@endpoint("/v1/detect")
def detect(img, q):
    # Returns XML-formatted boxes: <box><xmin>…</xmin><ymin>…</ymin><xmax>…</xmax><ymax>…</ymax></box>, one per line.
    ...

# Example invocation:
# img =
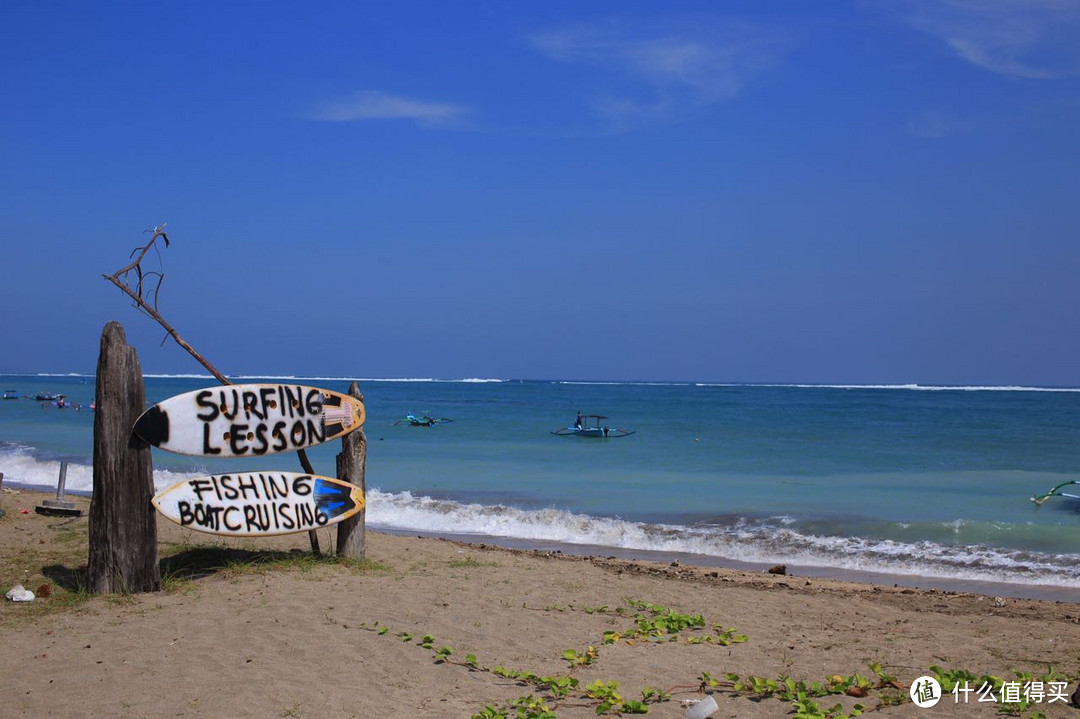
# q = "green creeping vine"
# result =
<box><xmin>596</xmin><ymin>599</ymin><xmax>747</xmax><ymax>647</ymax></box>
<box><xmin>927</xmin><ymin>664</ymin><xmax>1077</xmax><ymax>718</ymax></box>
<box><xmin>348</xmin><ymin>602</ymin><xmax>1076</xmax><ymax>718</ymax></box>
<box><xmin>353</xmin><ymin>599</ymin><xmax>745</xmax><ymax>716</ymax></box>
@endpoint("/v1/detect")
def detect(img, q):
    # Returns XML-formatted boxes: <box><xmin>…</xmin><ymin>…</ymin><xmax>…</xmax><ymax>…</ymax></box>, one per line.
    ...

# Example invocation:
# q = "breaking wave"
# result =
<box><xmin>365</xmin><ymin>490</ymin><xmax>1080</xmax><ymax>589</ymax></box>
<box><xmin>3</xmin><ymin>446</ymin><xmax>1076</xmax><ymax>591</ymax></box>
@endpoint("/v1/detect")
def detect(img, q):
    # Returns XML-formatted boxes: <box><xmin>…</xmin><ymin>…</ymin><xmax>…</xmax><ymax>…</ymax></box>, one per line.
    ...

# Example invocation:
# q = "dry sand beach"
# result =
<box><xmin>2</xmin><ymin>489</ymin><xmax>1079</xmax><ymax>718</ymax></box>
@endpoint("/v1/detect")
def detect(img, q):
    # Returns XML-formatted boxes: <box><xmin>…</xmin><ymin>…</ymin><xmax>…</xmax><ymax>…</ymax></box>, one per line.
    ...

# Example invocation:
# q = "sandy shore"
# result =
<box><xmin>2</xmin><ymin>489</ymin><xmax>1079</xmax><ymax>718</ymax></box>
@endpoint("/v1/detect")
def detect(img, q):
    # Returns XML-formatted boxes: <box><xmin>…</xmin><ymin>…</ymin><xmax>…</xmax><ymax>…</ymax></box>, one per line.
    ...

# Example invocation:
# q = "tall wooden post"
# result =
<box><xmin>88</xmin><ymin>322</ymin><xmax>160</xmax><ymax>593</ymax></box>
<box><xmin>336</xmin><ymin>381</ymin><xmax>367</xmax><ymax>559</ymax></box>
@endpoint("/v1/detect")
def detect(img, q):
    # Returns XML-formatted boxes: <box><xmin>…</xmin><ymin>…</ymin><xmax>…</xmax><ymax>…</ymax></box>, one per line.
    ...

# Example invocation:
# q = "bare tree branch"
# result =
<box><xmin>104</xmin><ymin>224</ymin><xmax>321</xmax><ymax>553</ymax></box>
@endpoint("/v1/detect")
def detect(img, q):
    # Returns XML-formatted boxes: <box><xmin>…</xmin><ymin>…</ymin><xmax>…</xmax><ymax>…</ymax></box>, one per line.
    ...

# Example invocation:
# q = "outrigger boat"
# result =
<box><xmin>552</xmin><ymin>414</ymin><xmax>635</xmax><ymax>438</ymax></box>
<box><xmin>394</xmin><ymin>413</ymin><xmax>453</xmax><ymax>427</ymax></box>
<box><xmin>1031</xmin><ymin>480</ymin><xmax>1080</xmax><ymax>506</ymax></box>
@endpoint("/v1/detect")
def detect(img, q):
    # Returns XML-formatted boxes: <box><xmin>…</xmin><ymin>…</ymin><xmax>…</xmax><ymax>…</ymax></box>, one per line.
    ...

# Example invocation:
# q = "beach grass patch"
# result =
<box><xmin>156</xmin><ymin>544</ymin><xmax>389</xmax><ymax>583</ymax></box>
<box><xmin>448</xmin><ymin>555</ymin><xmax>495</xmax><ymax>568</ymax></box>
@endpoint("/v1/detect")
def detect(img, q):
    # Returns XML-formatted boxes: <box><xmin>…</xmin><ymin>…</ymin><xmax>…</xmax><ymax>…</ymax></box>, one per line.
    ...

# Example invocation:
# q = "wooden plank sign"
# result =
<box><xmin>152</xmin><ymin>472</ymin><xmax>365</xmax><ymax>537</ymax></box>
<box><xmin>133</xmin><ymin>384</ymin><xmax>365</xmax><ymax>457</ymax></box>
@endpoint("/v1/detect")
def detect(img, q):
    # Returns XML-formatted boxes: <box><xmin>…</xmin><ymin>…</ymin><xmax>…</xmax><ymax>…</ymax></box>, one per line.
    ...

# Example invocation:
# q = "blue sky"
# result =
<box><xmin>2</xmin><ymin>1</ymin><xmax>1078</xmax><ymax>384</ymax></box>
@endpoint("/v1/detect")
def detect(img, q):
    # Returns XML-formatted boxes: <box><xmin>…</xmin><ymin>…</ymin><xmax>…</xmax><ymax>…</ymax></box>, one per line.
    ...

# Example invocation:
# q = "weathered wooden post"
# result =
<box><xmin>88</xmin><ymin>322</ymin><xmax>160</xmax><ymax>593</ymax></box>
<box><xmin>336</xmin><ymin>381</ymin><xmax>367</xmax><ymax>559</ymax></box>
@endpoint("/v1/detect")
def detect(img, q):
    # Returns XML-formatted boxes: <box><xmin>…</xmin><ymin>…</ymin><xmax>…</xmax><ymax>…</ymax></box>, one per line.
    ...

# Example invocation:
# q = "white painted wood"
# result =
<box><xmin>133</xmin><ymin>384</ymin><xmax>365</xmax><ymax>457</ymax></box>
<box><xmin>152</xmin><ymin>472</ymin><xmax>365</xmax><ymax>537</ymax></box>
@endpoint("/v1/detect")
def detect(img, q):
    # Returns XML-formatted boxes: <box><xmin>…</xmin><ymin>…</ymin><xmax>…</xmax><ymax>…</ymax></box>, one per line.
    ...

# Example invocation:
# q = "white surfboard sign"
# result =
<box><xmin>153</xmin><ymin>472</ymin><xmax>365</xmax><ymax>537</ymax></box>
<box><xmin>133</xmin><ymin>384</ymin><xmax>365</xmax><ymax>457</ymax></box>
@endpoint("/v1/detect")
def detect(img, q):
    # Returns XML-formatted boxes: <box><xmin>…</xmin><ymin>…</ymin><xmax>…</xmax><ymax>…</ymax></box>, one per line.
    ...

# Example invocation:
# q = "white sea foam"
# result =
<box><xmin>557</xmin><ymin>381</ymin><xmax>687</xmax><ymax>386</ymax></box>
<box><xmin>232</xmin><ymin>376</ymin><xmax>507</xmax><ymax>384</ymax></box>
<box><xmin>3</xmin><ymin>446</ymin><xmax>1076</xmax><ymax>589</ymax></box>
<box><xmin>695</xmin><ymin>383</ymin><xmax>1080</xmax><ymax>393</ymax></box>
<box><xmin>10</xmin><ymin>373</ymin><xmax>509</xmax><ymax>383</ymax></box>
<box><xmin>363</xmin><ymin>490</ymin><xmax>1080</xmax><ymax>589</ymax></box>
<box><xmin>0</xmin><ymin>446</ymin><xmax>195</xmax><ymax>495</ymax></box>
<box><xmin>10</xmin><ymin>373</ymin><xmax>1076</xmax><ymax>391</ymax></box>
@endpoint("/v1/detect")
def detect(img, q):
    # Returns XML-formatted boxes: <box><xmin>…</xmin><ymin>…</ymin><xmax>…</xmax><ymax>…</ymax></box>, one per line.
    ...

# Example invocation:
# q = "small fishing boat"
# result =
<box><xmin>35</xmin><ymin>392</ymin><xmax>60</xmax><ymax>402</ymax></box>
<box><xmin>394</xmin><ymin>413</ymin><xmax>453</xmax><ymax>427</ymax></box>
<box><xmin>552</xmin><ymin>414</ymin><xmax>635</xmax><ymax>438</ymax></box>
<box><xmin>2</xmin><ymin>390</ymin><xmax>18</xmax><ymax>400</ymax></box>
<box><xmin>1031</xmin><ymin>480</ymin><xmax>1080</xmax><ymax>506</ymax></box>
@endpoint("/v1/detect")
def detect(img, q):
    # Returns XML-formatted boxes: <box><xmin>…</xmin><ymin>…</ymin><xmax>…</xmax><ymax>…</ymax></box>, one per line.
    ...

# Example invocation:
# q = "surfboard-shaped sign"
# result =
<box><xmin>133</xmin><ymin>384</ymin><xmax>365</xmax><ymax>457</ymax></box>
<box><xmin>152</xmin><ymin>472</ymin><xmax>365</xmax><ymax>537</ymax></box>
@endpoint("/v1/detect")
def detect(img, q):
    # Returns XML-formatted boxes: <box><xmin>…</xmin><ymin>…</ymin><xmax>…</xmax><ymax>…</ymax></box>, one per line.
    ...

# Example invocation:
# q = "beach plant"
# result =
<box><xmin>583</xmin><ymin>680</ymin><xmax>623</xmax><ymax>714</ymax></box>
<box><xmin>789</xmin><ymin>695</ymin><xmax>864</xmax><ymax>719</ymax></box>
<box><xmin>561</xmin><ymin>646</ymin><xmax>598</xmax><ymax>669</ymax></box>
<box><xmin>594</xmin><ymin>599</ymin><xmax>746</xmax><ymax>649</ymax></box>
<box><xmin>639</xmin><ymin>687</ymin><xmax>670</xmax><ymax>703</ymax></box>
<box><xmin>348</xmin><ymin>604</ymin><xmax>1080</xmax><ymax>719</ymax></box>
<box><xmin>449</xmin><ymin>556</ymin><xmax>493</xmax><ymax>568</ymax></box>
<box><xmin>474</xmin><ymin>695</ymin><xmax>557</xmax><ymax>719</ymax></box>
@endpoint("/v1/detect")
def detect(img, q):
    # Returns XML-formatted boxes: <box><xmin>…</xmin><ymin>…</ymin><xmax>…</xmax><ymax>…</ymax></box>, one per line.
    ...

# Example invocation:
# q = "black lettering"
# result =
<box><xmin>292</xmin><ymin>475</ymin><xmax>312</xmax><ymax>496</ymax></box>
<box><xmin>306</xmin><ymin>418</ymin><xmax>324</xmax><ymax>445</ymax></box>
<box><xmin>243</xmin><ymin>505</ymin><xmax>262</xmax><ymax>532</ymax></box>
<box><xmin>178</xmin><ymin>501</ymin><xmax>225</xmax><ymax>531</ymax></box>
<box><xmin>259</xmin><ymin>387</ymin><xmax>276</xmax><ymax>418</ymax></box>
<box><xmin>255</xmin><ymin>504</ymin><xmax>270</xmax><ymax>529</ymax></box>
<box><xmin>223</xmin><ymin>506</ymin><xmax>242</xmax><ymax>531</ymax></box>
<box><xmin>289</xmin><ymin>420</ymin><xmax>306</xmax><ymax>447</ymax></box>
<box><xmin>202</xmin><ymin>423</ymin><xmax>222</xmax><ymax>455</ymax></box>
<box><xmin>206</xmin><ymin>505</ymin><xmax>224</xmax><ymax>531</ymax></box>
<box><xmin>265</xmin><ymin>474</ymin><xmax>288</xmax><ymax>499</ymax></box>
<box><xmin>221</xmin><ymin>389</ymin><xmax>240</xmax><ymax>420</ymax></box>
<box><xmin>195</xmin><ymin>390</ymin><xmax>220</xmax><ymax>422</ymax></box>
<box><xmin>220</xmin><ymin>475</ymin><xmax>239</xmax><ymax>500</ymax></box>
<box><xmin>271</xmin><ymin>421</ymin><xmax>287</xmax><ymax>452</ymax></box>
<box><xmin>252</xmin><ymin>422</ymin><xmax>269</xmax><ymax>454</ymax></box>
<box><xmin>179</xmin><ymin>500</ymin><xmax>195</xmax><ymax>526</ymax></box>
<box><xmin>284</xmin><ymin>386</ymin><xmax>302</xmax><ymax>417</ymax></box>
<box><xmin>236</xmin><ymin>474</ymin><xmax>260</xmax><ymax>500</ymax></box>
<box><xmin>304</xmin><ymin>389</ymin><xmax>322</xmax><ymax>416</ymax></box>
<box><xmin>241</xmin><ymin>390</ymin><xmax>261</xmax><ymax>420</ymax></box>
<box><xmin>278</xmin><ymin>502</ymin><xmax>295</xmax><ymax>530</ymax></box>
<box><xmin>297</xmin><ymin>503</ymin><xmax>314</xmax><ymax>527</ymax></box>
<box><xmin>229</xmin><ymin>423</ymin><xmax>250</xmax><ymax>455</ymax></box>
<box><xmin>189</xmin><ymin>478</ymin><xmax>216</xmax><ymax>501</ymax></box>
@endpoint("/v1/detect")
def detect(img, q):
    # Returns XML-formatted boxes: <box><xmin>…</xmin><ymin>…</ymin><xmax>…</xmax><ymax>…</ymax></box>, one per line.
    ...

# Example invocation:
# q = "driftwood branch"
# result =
<box><xmin>104</xmin><ymin>224</ymin><xmax>321</xmax><ymax>554</ymax></box>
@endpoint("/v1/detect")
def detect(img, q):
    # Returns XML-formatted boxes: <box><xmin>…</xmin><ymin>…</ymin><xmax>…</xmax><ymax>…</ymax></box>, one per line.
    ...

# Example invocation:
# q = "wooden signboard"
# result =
<box><xmin>133</xmin><ymin>384</ymin><xmax>365</xmax><ymax>457</ymax></box>
<box><xmin>152</xmin><ymin>472</ymin><xmax>365</xmax><ymax>537</ymax></box>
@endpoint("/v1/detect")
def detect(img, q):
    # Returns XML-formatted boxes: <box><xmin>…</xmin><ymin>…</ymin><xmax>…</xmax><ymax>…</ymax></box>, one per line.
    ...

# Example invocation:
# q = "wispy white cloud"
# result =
<box><xmin>308</xmin><ymin>90</ymin><xmax>469</xmax><ymax>128</ymax></box>
<box><xmin>530</xmin><ymin>18</ymin><xmax>786</xmax><ymax>130</ymax></box>
<box><xmin>889</xmin><ymin>0</ymin><xmax>1080</xmax><ymax>78</ymax></box>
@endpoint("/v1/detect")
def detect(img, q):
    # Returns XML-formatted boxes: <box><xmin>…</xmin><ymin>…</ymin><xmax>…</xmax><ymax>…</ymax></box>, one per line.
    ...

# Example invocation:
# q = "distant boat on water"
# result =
<box><xmin>552</xmin><ymin>413</ymin><xmax>635</xmax><ymax>438</ymax></box>
<box><xmin>394</xmin><ymin>413</ymin><xmax>453</xmax><ymax>427</ymax></box>
<box><xmin>2</xmin><ymin>390</ymin><xmax>18</xmax><ymax>400</ymax></box>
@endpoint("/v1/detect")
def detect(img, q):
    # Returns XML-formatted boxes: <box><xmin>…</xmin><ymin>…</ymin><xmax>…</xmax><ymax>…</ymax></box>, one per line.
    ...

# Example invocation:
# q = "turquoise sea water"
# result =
<box><xmin>2</xmin><ymin>374</ymin><xmax>1079</xmax><ymax>598</ymax></box>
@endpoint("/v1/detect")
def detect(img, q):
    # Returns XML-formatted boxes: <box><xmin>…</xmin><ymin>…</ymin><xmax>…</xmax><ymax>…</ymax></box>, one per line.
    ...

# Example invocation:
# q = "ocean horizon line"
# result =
<box><xmin>3</xmin><ymin>372</ymin><xmax>1079</xmax><ymax>392</ymax></box>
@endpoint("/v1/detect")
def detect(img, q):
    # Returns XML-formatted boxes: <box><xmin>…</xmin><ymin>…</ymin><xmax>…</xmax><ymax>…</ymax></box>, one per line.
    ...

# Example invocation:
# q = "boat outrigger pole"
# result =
<box><xmin>1031</xmin><ymin>480</ymin><xmax>1080</xmax><ymax>506</ymax></box>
